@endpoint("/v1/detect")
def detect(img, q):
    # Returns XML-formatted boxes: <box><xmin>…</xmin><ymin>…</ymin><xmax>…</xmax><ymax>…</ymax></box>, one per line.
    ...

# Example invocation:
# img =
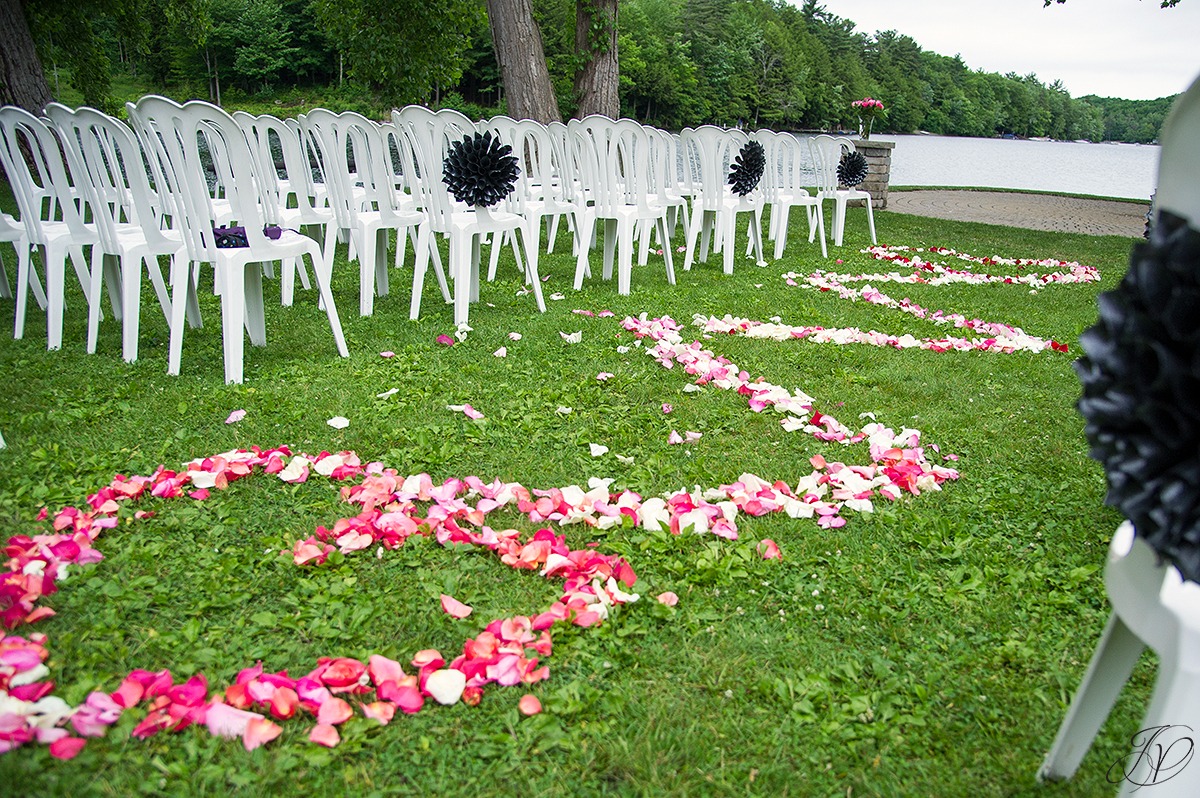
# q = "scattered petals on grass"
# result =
<box><xmin>615</xmin><ymin>454</ymin><xmax>635</xmax><ymax>465</ymax></box>
<box><xmin>559</xmin><ymin>331</ymin><xmax>582</xmax><ymax>344</ymax></box>
<box><xmin>225</xmin><ymin>409</ymin><xmax>246</xmax><ymax>425</ymax></box>
<box><xmin>326</xmin><ymin>416</ymin><xmax>350</xmax><ymax>430</ymax></box>
<box><xmin>555</xmin><ymin>406</ymin><xmax>573</xmax><ymax>415</ymax></box>
<box><xmin>508</xmin><ymin>332</ymin><xmax>522</xmax><ymax>341</ymax></box>
<box><xmin>440</xmin><ymin>594</ymin><xmax>473</xmax><ymax>619</ymax></box>
<box><xmin>596</xmin><ymin>372</ymin><xmax>614</xmax><ymax>381</ymax></box>
<box><xmin>661</xmin><ymin>403</ymin><xmax>673</xmax><ymax>414</ymax></box>
<box><xmin>376</xmin><ymin>388</ymin><xmax>399</xmax><ymax>399</ymax></box>
<box><xmin>549</xmin><ymin>292</ymin><xmax>565</xmax><ymax>301</ymax></box>
<box><xmin>589</xmin><ymin>444</ymin><xmax>609</xmax><ymax>457</ymax></box>
<box><xmin>379</xmin><ymin>351</ymin><xmax>395</xmax><ymax>358</ymax></box>
<box><xmin>656</xmin><ymin>591</ymin><xmax>679</xmax><ymax>607</ymax></box>
<box><xmin>447</xmin><ymin>404</ymin><xmax>485</xmax><ymax>420</ymax></box>
<box><xmin>436</xmin><ymin>334</ymin><xmax>455</xmax><ymax>347</ymax></box>
<box><xmin>668</xmin><ymin>430</ymin><xmax>683</xmax><ymax>445</ymax></box>
<box><xmin>455</xmin><ymin>323</ymin><xmax>472</xmax><ymax>342</ymax></box>
<box><xmin>518</xmin><ymin>695</ymin><xmax>542</xmax><ymax>716</ymax></box>
<box><xmin>684</xmin><ymin>431</ymin><xmax>703</xmax><ymax>444</ymax></box>
<box><xmin>493</xmin><ymin>347</ymin><xmax>507</xmax><ymax>358</ymax></box>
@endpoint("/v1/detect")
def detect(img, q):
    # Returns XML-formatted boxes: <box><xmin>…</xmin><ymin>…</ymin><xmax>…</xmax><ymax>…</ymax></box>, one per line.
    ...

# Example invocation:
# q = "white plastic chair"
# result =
<box><xmin>679</xmin><ymin>125</ymin><xmax>764</xmax><ymax>275</ymax></box>
<box><xmin>810</xmin><ymin>134</ymin><xmax>876</xmax><ymax>248</ymax></box>
<box><xmin>128</xmin><ymin>96</ymin><xmax>348</xmax><ymax>384</ymax></box>
<box><xmin>569</xmin><ymin>116</ymin><xmax>675</xmax><ymax>295</ymax></box>
<box><xmin>1039</xmin><ymin>522</ymin><xmax>1200</xmax><ymax>795</ymax></box>
<box><xmin>44</xmin><ymin>104</ymin><xmax>181</xmax><ymax>362</ymax></box>
<box><xmin>637</xmin><ymin>125</ymin><xmax>690</xmax><ymax>266</ymax></box>
<box><xmin>756</xmin><ymin>129</ymin><xmax>826</xmax><ymax>259</ymax></box>
<box><xmin>0</xmin><ymin>106</ymin><xmax>102</xmax><ymax>351</ymax></box>
<box><xmin>483</xmin><ymin>118</ymin><xmax>586</xmax><ymax>285</ymax></box>
<box><xmin>1041</xmin><ymin>75</ymin><xmax>1200</xmax><ymax>796</ymax></box>
<box><xmin>394</xmin><ymin>106</ymin><xmax>542</xmax><ymax>325</ymax></box>
<box><xmin>300</xmin><ymin>109</ymin><xmax>432</xmax><ymax>317</ymax></box>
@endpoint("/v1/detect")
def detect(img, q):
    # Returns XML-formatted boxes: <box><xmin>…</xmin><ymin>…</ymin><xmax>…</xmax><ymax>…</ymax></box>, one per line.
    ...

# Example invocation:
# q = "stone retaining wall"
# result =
<box><xmin>854</xmin><ymin>140</ymin><xmax>894</xmax><ymax>210</ymax></box>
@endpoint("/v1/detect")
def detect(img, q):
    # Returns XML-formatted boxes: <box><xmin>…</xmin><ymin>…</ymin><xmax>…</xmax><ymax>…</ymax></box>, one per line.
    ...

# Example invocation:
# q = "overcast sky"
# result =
<box><xmin>812</xmin><ymin>0</ymin><xmax>1199</xmax><ymax>101</ymax></box>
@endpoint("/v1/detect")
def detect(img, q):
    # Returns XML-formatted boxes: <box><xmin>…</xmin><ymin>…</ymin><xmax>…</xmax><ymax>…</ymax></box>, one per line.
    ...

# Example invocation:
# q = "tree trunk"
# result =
<box><xmin>573</xmin><ymin>0</ymin><xmax>618</xmax><ymax>119</ymax></box>
<box><xmin>0</xmin><ymin>0</ymin><xmax>52</xmax><ymax>113</ymax></box>
<box><xmin>486</xmin><ymin>0</ymin><xmax>560</xmax><ymax>123</ymax></box>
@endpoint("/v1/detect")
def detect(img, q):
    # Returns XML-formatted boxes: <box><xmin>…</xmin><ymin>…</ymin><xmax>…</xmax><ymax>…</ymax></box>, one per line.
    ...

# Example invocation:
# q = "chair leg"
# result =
<box><xmin>573</xmin><ymin>214</ymin><xmax>594</xmax><ymax>290</ymax></box>
<box><xmin>166</xmin><ymin>256</ymin><xmax>191</xmax><ymax>377</ymax></box>
<box><xmin>46</xmin><ymin>244</ymin><xmax>67</xmax><ymax>351</ymax></box>
<box><xmin>310</xmin><ymin>248</ymin><xmax>349</xmax><ymax>359</ymax></box>
<box><xmin>85</xmin><ymin>247</ymin><xmax>106</xmax><ymax>355</ymax></box>
<box><xmin>121</xmin><ymin>255</ymin><xmax>144</xmax><ymax>363</ymax></box>
<box><xmin>14</xmin><ymin>244</ymin><xmax>33</xmax><ymax>339</ymax></box>
<box><xmin>601</xmin><ymin>219</ymin><xmax>617</xmax><ymax>283</ymax></box>
<box><xmin>1039</xmin><ymin>613</ymin><xmax>1146</xmax><ymax>782</ymax></box>
<box><xmin>774</xmin><ymin>205</ymin><xmax>791</xmax><ymax>261</ymax></box>
<box><xmin>243</xmin><ymin>263</ymin><xmax>267</xmax><ymax>348</ymax></box>
<box><xmin>683</xmin><ymin>208</ymin><xmax>704</xmax><ymax>272</ymax></box>
<box><xmin>520</xmin><ymin>223</ymin><xmax>546</xmax><ymax>313</ymax></box>
<box><xmin>722</xmin><ymin>212</ymin><xmax>736</xmax><ymax>275</ymax></box>
<box><xmin>617</xmin><ymin>219</ymin><xmax>635</xmax><ymax>296</ymax></box>
<box><xmin>658</xmin><ymin>217</ymin><xmax>676</xmax><ymax>286</ymax></box>
<box><xmin>220</xmin><ymin>266</ymin><xmax>247</xmax><ymax>384</ymax></box>
<box><xmin>452</xmin><ymin>230</ymin><xmax>472</xmax><ymax>327</ymax></box>
<box><xmin>865</xmin><ymin>198</ymin><xmax>877</xmax><ymax>245</ymax></box>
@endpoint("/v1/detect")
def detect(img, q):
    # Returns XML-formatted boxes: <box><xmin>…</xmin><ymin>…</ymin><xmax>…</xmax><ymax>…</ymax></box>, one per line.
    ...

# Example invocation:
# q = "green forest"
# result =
<box><xmin>27</xmin><ymin>0</ymin><xmax>1174</xmax><ymax>142</ymax></box>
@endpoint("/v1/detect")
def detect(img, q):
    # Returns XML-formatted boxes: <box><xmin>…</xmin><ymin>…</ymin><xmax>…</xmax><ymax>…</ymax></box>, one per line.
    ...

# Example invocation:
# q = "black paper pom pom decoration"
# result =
<box><xmin>728</xmin><ymin>140</ymin><xmax>765</xmax><ymax>196</ymax></box>
<box><xmin>838</xmin><ymin>151</ymin><xmax>869</xmax><ymax>187</ymax></box>
<box><xmin>1075</xmin><ymin>209</ymin><xmax>1200</xmax><ymax>583</ymax></box>
<box><xmin>442</xmin><ymin>131</ymin><xmax>520</xmax><ymax>208</ymax></box>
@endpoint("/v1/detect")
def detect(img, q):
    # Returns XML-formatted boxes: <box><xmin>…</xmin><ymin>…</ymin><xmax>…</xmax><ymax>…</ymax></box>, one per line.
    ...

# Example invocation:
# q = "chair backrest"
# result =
<box><xmin>810</xmin><ymin>134</ymin><xmax>854</xmax><ymax>194</ymax></box>
<box><xmin>127</xmin><ymin>95</ymin><xmax>276</xmax><ymax>263</ymax></box>
<box><xmin>0</xmin><ymin>106</ymin><xmax>93</xmax><ymax>246</ymax></box>
<box><xmin>302</xmin><ymin>109</ymin><xmax>411</xmax><ymax>229</ymax></box>
<box><xmin>568</xmin><ymin>115</ymin><xmax>657</xmax><ymax>217</ymax></box>
<box><xmin>680</xmin><ymin>125</ymin><xmax>755</xmax><ymax>211</ymax></box>
<box><xmin>44</xmin><ymin>103</ymin><xmax>176</xmax><ymax>255</ymax></box>
<box><xmin>756</xmin><ymin>129</ymin><xmax>815</xmax><ymax>202</ymax></box>
<box><xmin>393</xmin><ymin>105</ymin><xmax>475</xmax><ymax>233</ymax></box>
<box><xmin>546</xmin><ymin>120</ymin><xmax>583</xmax><ymax>205</ymax></box>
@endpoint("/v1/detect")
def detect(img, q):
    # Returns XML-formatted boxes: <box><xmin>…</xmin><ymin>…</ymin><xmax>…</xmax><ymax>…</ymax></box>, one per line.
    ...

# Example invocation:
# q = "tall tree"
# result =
<box><xmin>574</xmin><ymin>0</ymin><xmax>619</xmax><ymax>118</ymax></box>
<box><xmin>0</xmin><ymin>0</ymin><xmax>51</xmax><ymax>112</ymax></box>
<box><xmin>486</xmin><ymin>0</ymin><xmax>560</xmax><ymax>121</ymax></box>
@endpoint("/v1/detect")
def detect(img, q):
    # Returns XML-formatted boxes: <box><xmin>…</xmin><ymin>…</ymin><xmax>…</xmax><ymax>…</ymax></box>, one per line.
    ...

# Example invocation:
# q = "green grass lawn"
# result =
<box><xmin>0</xmin><ymin>198</ymin><xmax>1151</xmax><ymax>797</ymax></box>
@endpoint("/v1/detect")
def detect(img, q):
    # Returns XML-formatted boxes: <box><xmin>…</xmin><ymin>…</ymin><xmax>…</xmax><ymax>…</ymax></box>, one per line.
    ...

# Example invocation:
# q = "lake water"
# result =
<box><xmin>882</xmin><ymin>134</ymin><xmax>1159</xmax><ymax>200</ymax></box>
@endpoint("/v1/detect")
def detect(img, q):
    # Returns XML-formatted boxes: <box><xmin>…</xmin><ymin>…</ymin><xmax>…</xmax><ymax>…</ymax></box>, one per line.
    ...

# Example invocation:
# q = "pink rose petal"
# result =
<box><xmin>379</xmin><ymin>351</ymin><xmax>395</xmax><ymax>358</ymax></box>
<box><xmin>656</xmin><ymin>591</ymin><xmax>679</xmax><ymax>607</ymax></box>
<box><xmin>225</xmin><ymin>409</ymin><xmax>246</xmax><ymax>424</ymax></box>
<box><xmin>309</xmin><ymin>723</ymin><xmax>340</xmax><ymax>747</ymax></box>
<box><xmin>440</xmin><ymin>594</ymin><xmax>473</xmax><ymax>619</ymax></box>
<box><xmin>48</xmin><ymin>736</ymin><xmax>86</xmax><ymax>760</ymax></box>
<box><xmin>518</xmin><ymin>694</ymin><xmax>542</xmax><ymax>716</ymax></box>
<box><xmin>243</xmin><ymin>717</ymin><xmax>283</xmax><ymax>751</ymax></box>
<box><xmin>436</xmin><ymin>334</ymin><xmax>455</xmax><ymax>347</ymax></box>
<box><xmin>758</xmin><ymin>539</ymin><xmax>782</xmax><ymax>560</ymax></box>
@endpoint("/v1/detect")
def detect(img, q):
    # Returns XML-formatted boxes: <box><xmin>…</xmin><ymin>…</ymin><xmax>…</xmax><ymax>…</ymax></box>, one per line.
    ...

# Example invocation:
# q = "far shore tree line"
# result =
<box><xmin>1</xmin><ymin>0</ymin><xmax>1178</xmax><ymax>143</ymax></box>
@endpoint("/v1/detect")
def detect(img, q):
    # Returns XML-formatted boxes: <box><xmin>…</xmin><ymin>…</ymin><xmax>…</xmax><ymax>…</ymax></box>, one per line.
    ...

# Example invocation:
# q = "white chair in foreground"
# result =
<box><xmin>810</xmin><ymin>134</ymin><xmax>876</xmax><ymax>248</ymax></box>
<box><xmin>128</xmin><ymin>96</ymin><xmax>348</xmax><ymax>384</ymax></box>
<box><xmin>1041</xmin><ymin>74</ymin><xmax>1200</xmax><ymax>797</ymax></box>
<box><xmin>1039</xmin><ymin>522</ymin><xmax>1200</xmax><ymax>795</ymax></box>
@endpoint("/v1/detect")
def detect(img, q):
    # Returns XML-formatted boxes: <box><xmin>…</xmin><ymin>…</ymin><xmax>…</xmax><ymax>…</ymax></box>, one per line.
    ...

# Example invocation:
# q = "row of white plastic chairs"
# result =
<box><xmin>0</xmin><ymin>99</ymin><xmax>875</xmax><ymax>382</ymax></box>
